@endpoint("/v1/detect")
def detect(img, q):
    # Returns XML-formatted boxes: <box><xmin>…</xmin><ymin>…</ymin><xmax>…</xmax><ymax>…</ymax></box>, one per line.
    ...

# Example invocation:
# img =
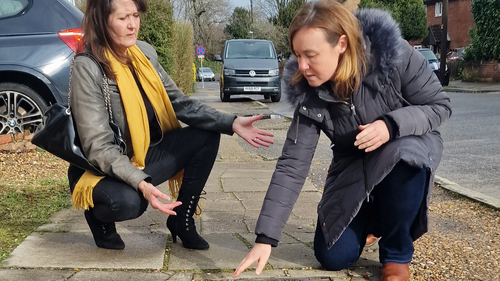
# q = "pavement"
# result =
<box><xmin>0</xmin><ymin>79</ymin><xmax>498</xmax><ymax>281</ymax></box>
<box><xmin>443</xmin><ymin>79</ymin><xmax>500</xmax><ymax>93</ymax></box>
<box><xmin>0</xmin><ymin>142</ymin><xmax>381</xmax><ymax>281</ymax></box>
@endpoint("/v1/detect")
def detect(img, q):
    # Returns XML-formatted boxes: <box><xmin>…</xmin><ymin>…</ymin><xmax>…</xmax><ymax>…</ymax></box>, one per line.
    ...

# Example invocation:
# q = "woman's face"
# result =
<box><xmin>292</xmin><ymin>27</ymin><xmax>347</xmax><ymax>87</ymax></box>
<box><xmin>108</xmin><ymin>0</ymin><xmax>140</xmax><ymax>54</ymax></box>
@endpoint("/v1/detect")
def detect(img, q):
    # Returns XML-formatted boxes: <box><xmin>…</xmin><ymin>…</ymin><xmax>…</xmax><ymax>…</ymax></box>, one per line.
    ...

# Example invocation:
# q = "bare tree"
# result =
<box><xmin>171</xmin><ymin>0</ymin><xmax>232</xmax><ymax>59</ymax></box>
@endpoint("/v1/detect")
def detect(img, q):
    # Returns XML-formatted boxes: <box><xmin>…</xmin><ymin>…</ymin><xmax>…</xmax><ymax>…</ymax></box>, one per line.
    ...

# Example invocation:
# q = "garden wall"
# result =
<box><xmin>462</xmin><ymin>60</ymin><xmax>500</xmax><ymax>82</ymax></box>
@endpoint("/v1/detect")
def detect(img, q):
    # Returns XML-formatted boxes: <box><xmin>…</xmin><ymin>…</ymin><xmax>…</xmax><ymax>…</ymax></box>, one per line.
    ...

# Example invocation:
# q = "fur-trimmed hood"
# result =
<box><xmin>283</xmin><ymin>8</ymin><xmax>406</xmax><ymax>106</ymax></box>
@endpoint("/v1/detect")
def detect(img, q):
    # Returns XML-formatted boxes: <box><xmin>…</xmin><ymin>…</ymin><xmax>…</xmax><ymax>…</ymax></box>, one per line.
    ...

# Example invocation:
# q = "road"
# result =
<box><xmin>435</xmin><ymin>91</ymin><xmax>500</xmax><ymax>200</ymax></box>
<box><xmin>192</xmin><ymin>81</ymin><xmax>500</xmax><ymax>200</ymax></box>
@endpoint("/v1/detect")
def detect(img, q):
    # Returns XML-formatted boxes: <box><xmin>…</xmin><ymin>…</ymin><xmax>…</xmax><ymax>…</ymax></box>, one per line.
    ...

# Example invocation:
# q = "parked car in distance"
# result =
<box><xmin>417</xmin><ymin>48</ymin><xmax>449</xmax><ymax>86</ymax></box>
<box><xmin>0</xmin><ymin>0</ymin><xmax>83</xmax><ymax>135</ymax></box>
<box><xmin>447</xmin><ymin>47</ymin><xmax>465</xmax><ymax>61</ymax></box>
<box><xmin>215</xmin><ymin>39</ymin><xmax>281</xmax><ymax>102</ymax></box>
<box><xmin>197</xmin><ymin>67</ymin><xmax>215</xmax><ymax>81</ymax></box>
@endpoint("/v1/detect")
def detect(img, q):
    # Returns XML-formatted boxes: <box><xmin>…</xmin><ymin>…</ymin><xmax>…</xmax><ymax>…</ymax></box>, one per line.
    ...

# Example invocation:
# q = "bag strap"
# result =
<box><xmin>69</xmin><ymin>53</ymin><xmax>114</xmax><ymax>122</ymax></box>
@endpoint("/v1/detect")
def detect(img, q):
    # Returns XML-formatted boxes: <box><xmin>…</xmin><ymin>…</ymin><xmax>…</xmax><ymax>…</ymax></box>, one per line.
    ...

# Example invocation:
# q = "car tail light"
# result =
<box><xmin>58</xmin><ymin>28</ymin><xmax>84</xmax><ymax>53</ymax></box>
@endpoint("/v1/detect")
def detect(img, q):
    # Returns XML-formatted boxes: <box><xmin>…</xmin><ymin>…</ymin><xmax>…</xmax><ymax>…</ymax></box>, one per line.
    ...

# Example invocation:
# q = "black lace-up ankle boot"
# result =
<box><xmin>166</xmin><ymin>191</ymin><xmax>209</xmax><ymax>250</ymax></box>
<box><xmin>84</xmin><ymin>210</ymin><xmax>125</xmax><ymax>250</ymax></box>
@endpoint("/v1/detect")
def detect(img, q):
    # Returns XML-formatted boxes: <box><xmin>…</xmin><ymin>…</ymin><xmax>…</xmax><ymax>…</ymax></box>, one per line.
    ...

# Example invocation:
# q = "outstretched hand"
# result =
<box><xmin>233</xmin><ymin>243</ymin><xmax>272</xmax><ymax>278</ymax></box>
<box><xmin>233</xmin><ymin>114</ymin><xmax>274</xmax><ymax>148</ymax></box>
<box><xmin>139</xmin><ymin>182</ymin><xmax>182</xmax><ymax>215</ymax></box>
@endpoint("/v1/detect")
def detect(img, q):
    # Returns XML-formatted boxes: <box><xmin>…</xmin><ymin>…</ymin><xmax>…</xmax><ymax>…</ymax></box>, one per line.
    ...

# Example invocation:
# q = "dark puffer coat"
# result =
<box><xmin>254</xmin><ymin>9</ymin><xmax>452</xmax><ymax>249</ymax></box>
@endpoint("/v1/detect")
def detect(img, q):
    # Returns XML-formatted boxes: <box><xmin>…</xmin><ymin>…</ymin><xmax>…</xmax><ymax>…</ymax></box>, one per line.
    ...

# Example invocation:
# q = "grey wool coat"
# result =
<box><xmin>254</xmin><ymin>9</ymin><xmax>452</xmax><ymax>249</ymax></box>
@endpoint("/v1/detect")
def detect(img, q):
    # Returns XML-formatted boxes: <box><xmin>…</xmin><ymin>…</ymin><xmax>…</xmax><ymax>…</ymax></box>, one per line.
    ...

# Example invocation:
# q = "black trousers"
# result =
<box><xmin>68</xmin><ymin>127</ymin><xmax>220</xmax><ymax>223</ymax></box>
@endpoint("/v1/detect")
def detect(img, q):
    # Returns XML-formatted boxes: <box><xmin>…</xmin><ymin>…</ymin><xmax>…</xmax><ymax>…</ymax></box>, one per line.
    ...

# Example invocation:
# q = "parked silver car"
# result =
<box><xmin>0</xmin><ymin>0</ymin><xmax>83</xmax><ymax>135</ymax></box>
<box><xmin>197</xmin><ymin>67</ymin><xmax>215</xmax><ymax>81</ymax></box>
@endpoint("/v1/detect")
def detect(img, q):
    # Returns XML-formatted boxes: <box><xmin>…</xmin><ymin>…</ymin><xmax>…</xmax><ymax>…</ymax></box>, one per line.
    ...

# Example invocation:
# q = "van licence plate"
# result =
<box><xmin>244</xmin><ymin>87</ymin><xmax>261</xmax><ymax>91</ymax></box>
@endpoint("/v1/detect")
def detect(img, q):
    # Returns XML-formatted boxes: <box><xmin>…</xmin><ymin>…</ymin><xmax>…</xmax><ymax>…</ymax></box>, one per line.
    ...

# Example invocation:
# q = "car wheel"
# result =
<box><xmin>0</xmin><ymin>82</ymin><xmax>47</xmax><ymax>135</ymax></box>
<box><xmin>271</xmin><ymin>90</ymin><xmax>281</xmax><ymax>102</ymax></box>
<box><xmin>220</xmin><ymin>88</ymin><xmax>230</xmax><ymax>102</ymax></box>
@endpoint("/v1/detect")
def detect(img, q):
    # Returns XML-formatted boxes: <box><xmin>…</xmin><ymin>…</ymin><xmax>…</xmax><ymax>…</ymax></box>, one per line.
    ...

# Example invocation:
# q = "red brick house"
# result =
<box><xmin>420</xmin><ymin>0</ymin><xmax>475</xmax><ymax>53</ymax></box>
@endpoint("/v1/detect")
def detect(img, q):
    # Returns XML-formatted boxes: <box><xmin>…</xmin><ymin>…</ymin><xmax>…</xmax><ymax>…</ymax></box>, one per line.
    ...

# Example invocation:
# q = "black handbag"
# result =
<box><xmin>32</xmin><ymin>53</ymin><xmax>126</xmax><ymax>175</ymax></box>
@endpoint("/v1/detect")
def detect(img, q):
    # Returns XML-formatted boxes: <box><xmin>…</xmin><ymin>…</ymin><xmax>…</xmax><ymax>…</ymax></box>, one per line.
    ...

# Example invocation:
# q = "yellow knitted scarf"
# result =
<box><xmin>72</xmin><ymin>45</ymin><xmax>183</xmax><ymax>210</ymax></box>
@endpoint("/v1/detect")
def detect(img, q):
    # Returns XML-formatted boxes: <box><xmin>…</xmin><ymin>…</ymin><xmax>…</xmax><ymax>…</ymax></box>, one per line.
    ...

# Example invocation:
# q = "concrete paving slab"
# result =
<box><xmin>302</xmin><ymin>179</ymin><xmax>320</xmax><ymax>191</ymax></box>
<box><xmin>242</xmin><ymin>214</ymin><xmax>258</xmax><ymax>234</ymax></box>
<box><xmin>0</xmin><ymin>269</ymin><xmax>74</xmax><ymax>281</ymax></box>
<box><xmin>268</xmin><ymin>243</ymin><xmax>321</xmax><ymax>269</ymax></box>
<box><xmin>285</xmin><ymin>231</ymin><xmax>314</xmax><ymax>245</ymax></box>
<box><xmin>194</xmin><ymin>270</ymin><xmax>289</xmax><ymax>280</ymax></box>
<box><xmin>222</xmin><ymin>177</ymin><xmax>270</xmax><ymax>192</ymax></box>
<box><xmin>218</xmin><ymin>135</ymin><xmax>263</xmax><ymax>161</ymax></box>
<box><xmin>287</xmin><ymin>269</ymin><xmax>347</xmax><ymax>279</ymax></box>
<box><xmin>203</xmin><ymin>192</ymin><xmax>245</xmax><ymax>212</ymax></box>
<box><xmin>201</xmin><ymin>211</ymin><xmax>248</xmax><ymax>234</ymax></box>
<box><xmin>222</xmin><ymin>169</ymin><xmax>274</xmax><ymax>180</ymax></box>
<box><xmin>168</xmin><ymin>272</ymin><xmax>195</xmax><ymax>281</ymax></box>
<box><xmin>203</xmin><ymin>176</ymin><xmax>223</xmax><ymax>193</ymax></box>
<box><xmin>233</xmin><ymin>191</ymin><xmax>267</xmax><ymax>211</ymax></box>
<box><xmin>216</xmin><ymin>161</ymin><xmax>279</xmax><ymax>170</ymax></box>
<box><xmin>3</xmin><ymin>232</ymin><xmax>166</xmax><ymax>269</ymax></box>
<box><xmin>283</xmin><ymin>217</ymin><xmax>317</xmax><ymax>234</ymax></box>
<box><xmin>37</xmin><ymin>208</ymin><xmax>87</xmax><ymax>233</ymax></box>
<box><xmin>167</xmin><ymin>233</ymin><xmax>249</xmax><ymax>270</ymax></box>
<box><xmin>294</xmin><ymin>191</ymin><xmax>322</xmax><ymax>206</ymax></box>
<box><xmin>70</xmin><ymin>270</ymin><xmax>172</xmax><ymax>281</ymax></box>
<box><xmin>237</xmin><ymin>233</ymin><xmax>320</xmax><ymax>269</ymax></box>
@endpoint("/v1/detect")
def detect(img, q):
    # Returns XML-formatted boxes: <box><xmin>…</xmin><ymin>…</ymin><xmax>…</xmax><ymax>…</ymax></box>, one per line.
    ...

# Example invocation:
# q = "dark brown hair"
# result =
<box><xmin>289</xmin><ymin>0</ymin><xmax>367</xmax><ymax>100</ymax></box>
<box><xmin>81</xmin><ymin>0</ymin><xmax>147</xmax><ymax>79</ymax></box>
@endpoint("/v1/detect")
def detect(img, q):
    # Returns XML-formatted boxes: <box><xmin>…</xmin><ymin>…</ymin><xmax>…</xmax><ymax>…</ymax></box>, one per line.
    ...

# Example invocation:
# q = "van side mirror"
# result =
<box><xmin>214</xmin><ymin>55</ymin><xmax>222</xmax><ymax>62</ymax></box>
<box><xmin>277</xmin><ymin>52</ymin><xmax>282</xmax><ymax>62</ymax></box>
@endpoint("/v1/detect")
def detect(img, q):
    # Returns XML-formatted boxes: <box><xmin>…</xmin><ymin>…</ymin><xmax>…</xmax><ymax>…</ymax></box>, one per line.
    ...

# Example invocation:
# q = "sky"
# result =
<box><xmin>230</xmin><ymin>0</ymin><xmax>252</xmax><ymax>9</ymax></box>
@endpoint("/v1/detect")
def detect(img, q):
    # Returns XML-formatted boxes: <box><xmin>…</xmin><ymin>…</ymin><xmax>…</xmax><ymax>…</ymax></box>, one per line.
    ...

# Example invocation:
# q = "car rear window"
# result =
<box><xmin>0</xmin><ymin>0</ymin><xmax>28</xmax><ymax>18</ymax></box>
<box><xmin>225</xmin><ymin>41</ymin><xmax>276</xmax><ymax>59</ymax></box>
<box><xmin>419</xmin><ymin>50</ymin><xmax>438</xmax><ymax>61</ymax></box>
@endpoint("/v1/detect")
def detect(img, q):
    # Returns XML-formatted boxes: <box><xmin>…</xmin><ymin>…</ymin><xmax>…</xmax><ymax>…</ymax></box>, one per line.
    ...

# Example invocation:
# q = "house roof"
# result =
<box><xmin>422</xmin><ymin>24</ymin><xmax>450</xmax><ymax>45</ymax></box>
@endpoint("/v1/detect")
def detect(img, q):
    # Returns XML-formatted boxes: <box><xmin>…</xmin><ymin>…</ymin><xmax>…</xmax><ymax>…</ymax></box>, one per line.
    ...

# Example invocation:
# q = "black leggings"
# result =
<box><xmin>68</xmin><ymin>127</ymin><xmax>220</xmax><ymax>223</ymax></box>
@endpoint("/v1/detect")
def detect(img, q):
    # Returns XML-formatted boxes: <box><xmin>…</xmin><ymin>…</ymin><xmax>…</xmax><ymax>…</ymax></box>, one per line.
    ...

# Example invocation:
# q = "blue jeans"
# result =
<box><xmin>68</xmin><ymin>127</ymin><xmax>220</xmax><ymax>223</ymax></box>
<box><xmin>314</xmin><ymin>161</ymin><xmax>426</xmax><ymax>270</ymax></box>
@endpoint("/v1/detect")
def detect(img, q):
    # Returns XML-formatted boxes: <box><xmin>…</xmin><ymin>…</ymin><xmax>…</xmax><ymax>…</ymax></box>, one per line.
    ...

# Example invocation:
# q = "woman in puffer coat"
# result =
<box><xmin>234</xmin><ymin>1</ymin><xmax>451</xmax><ymax>280</ymax></box>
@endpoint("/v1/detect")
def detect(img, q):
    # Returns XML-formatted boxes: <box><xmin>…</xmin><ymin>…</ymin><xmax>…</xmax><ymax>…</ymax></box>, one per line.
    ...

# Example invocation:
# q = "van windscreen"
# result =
<box><xmin>225</xmin><ymin>41</ymin><xmax>275</xmax><ymax>59</ymax></box>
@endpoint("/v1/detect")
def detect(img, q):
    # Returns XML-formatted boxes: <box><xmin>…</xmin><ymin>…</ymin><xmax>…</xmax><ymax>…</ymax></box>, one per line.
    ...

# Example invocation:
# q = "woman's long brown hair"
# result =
<box><xmin>289</xmin><ymin>0</ymin><xmax>367</xmax><ymax>101</ymax></box>
<box><xmin>81</xmin><ymin>0</ymin><xmax>147</xmax><ymax>79</ymax></box>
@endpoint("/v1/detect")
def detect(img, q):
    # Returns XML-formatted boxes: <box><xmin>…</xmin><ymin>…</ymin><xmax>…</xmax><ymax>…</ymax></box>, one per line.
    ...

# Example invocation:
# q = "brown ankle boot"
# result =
<box><xmin>381</xmin><ymin>263</ymin><xmax>410</xmax><ymax>281</ymax></box>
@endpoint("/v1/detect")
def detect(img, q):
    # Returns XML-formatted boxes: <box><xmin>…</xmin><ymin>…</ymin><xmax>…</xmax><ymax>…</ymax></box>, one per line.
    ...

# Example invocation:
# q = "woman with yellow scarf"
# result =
<box><xmin>69</xmin><ymin>0</ymin><xmax>274</xmax><ymax>250</ymax></box>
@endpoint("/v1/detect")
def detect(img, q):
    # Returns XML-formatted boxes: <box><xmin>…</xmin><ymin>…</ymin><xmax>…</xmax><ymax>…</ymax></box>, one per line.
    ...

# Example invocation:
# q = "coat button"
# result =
<box><xmin>317</xmin><ymin>113</ymin><xmax>322</xmax><ymax>118</ymax></box>
<box><xmin>328</xmin><ymin>242</ymin><xmax>332</xmax><ymax>247</ymax></box>
<box><xmin>302</xmin><ymin>106</ymin><xmax>307</xmax><ymax>110</ymax></box>
<box><xmin>322</xmin><ymin>222</ymin><xmax>325</xmax><ymax>227</ymax></box>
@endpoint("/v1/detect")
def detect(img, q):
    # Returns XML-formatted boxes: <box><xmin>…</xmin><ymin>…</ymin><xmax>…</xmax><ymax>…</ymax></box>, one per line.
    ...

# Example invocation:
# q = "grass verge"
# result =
<box><xmin>0</xmin><ymin>151</ymin><xmax>71</xmax><ymax>263</ymax></box>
